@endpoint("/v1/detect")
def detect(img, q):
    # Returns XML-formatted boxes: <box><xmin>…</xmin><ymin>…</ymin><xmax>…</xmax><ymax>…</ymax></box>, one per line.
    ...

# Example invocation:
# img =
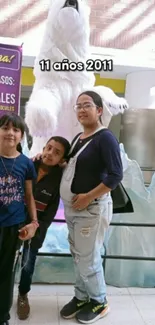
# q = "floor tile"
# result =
<box><xmin>107</xmin><ymin>286</ymin><xmax>129</xmax><ymax>295</ymax></box>
<box><xmin>10</xmin><ymin>285</ymin><xmax>155</xmax><ymax>325</ymax></box>
<box><xmin>131</xmin><ymin>295</ymin><xmax>155</xmax><ymax>323</ymax></box>
<box><xmin>11</xmin><ymin>296</ymin><xmax>58</xmax><ymax>325</ymax></box>
<box><xmin>128</xmin><ymin>287</ymin><xmax>155</xmax><ymax>295</ymax></box>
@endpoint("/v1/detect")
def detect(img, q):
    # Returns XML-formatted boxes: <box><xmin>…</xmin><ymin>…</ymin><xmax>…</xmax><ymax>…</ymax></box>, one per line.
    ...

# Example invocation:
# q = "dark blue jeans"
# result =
<box><xmin>18</xmin><ymin>244</ymin><xmax>38</xmax><ymax>296</ymax></box>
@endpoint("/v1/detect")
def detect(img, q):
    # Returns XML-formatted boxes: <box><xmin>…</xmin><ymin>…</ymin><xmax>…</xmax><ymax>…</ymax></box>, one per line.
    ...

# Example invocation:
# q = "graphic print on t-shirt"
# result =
<box><xmin>0</xmin><ymin>174</ymin><xmax>23</xmax><ymax>207</ymax></box>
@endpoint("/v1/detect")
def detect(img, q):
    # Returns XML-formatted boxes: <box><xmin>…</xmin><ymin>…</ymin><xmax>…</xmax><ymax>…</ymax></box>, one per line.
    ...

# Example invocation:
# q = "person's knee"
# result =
<box><xmin>75</xmin><ymin>251</ymin><xmax>102</xmax><ymax>277</ymax></box>
<box><xmin>74</xmin><ymin>254</ymin><xmax>93</xmax><ymax>276</ymax></box>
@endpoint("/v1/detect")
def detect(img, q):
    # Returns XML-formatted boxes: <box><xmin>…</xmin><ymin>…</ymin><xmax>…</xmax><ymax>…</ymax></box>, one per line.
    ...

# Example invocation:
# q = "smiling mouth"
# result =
<box><xmin>63</xmin><ymin>0</ymin><xmax>78</xmax><ymax>11</ymax></box>
<box><xmin>44</xmin><ymin>156</ymin><xmax>52</xmax><ymax>162</ymax></box>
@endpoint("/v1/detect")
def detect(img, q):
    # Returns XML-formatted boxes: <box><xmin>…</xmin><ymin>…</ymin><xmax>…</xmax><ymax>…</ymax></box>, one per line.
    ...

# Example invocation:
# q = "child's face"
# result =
<box><xmin>42</xmin><ymin>139</ymin><xmax>65</xmax><ymax>166</ymax></box>
<box><xmin>0</xmin><ymin>122</ymin><xmax>22</xmax><ymax>149</ymax></box>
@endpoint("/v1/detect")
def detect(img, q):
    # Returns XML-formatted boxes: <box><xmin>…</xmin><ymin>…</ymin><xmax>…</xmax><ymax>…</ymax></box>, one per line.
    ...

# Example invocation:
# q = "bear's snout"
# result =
<box><xmin>63</xmin><ymin>0</ymin><xmax>78</xmax><ymax>11</ymax></box>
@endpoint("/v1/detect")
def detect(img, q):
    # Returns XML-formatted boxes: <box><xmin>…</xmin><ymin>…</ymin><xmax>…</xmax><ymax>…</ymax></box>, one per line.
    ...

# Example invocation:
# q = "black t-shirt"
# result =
<box><xmin>32</xmin><ymin>159</ymin><xmax>62</xmax><ymax>225</ymax></box>
<box><xmin>26</xmin><ymin>160</ymin><xmax>62</xmax><ymax>249</ymax></box>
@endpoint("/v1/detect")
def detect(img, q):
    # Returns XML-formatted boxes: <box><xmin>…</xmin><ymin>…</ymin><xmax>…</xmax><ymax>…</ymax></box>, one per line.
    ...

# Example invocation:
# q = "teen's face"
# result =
<box><xmin>75</xmin><ymin>94</ymin><xmax>103</xmax><ymax>127</ymax></box>
<box><xmin>42</xmin><ymin>140</ymin><xmax>65</xmax><ymax>166</ymax></box>
<box><xmin>0</xmin><ymin>122</ymin><xmax>22</xmax><ymax>148</ymax></box>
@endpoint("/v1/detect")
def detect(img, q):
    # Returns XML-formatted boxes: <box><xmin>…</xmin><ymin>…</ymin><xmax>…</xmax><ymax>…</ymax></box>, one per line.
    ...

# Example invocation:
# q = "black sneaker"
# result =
<box><xmin>76</xmin><ymin>298</ymin><xmax>109</xmax><ymax>324</ymax></box>
<box><xmin>60</xmin><ymin>296</ymin><xmax>89</xmax><ymax>319</ymax></box>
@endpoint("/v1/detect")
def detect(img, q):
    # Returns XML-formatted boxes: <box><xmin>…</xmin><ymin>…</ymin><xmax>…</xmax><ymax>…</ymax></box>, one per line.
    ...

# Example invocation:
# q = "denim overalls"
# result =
<box><xmin>60</xmin><ymin>127</ymin><xmax>113</xmax><ymax>303</ymax></box>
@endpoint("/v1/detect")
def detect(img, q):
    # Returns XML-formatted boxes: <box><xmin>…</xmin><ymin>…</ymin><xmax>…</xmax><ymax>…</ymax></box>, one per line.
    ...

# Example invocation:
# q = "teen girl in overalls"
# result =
<box><xmin>60</xmin><ymin>91</ymin><xmax>123</xmax><ymax>324</ymax></box>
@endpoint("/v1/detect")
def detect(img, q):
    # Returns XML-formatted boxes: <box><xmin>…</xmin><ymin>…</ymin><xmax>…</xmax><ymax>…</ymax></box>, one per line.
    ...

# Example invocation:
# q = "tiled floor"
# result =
<box><xmin>10</xmin><ymin>284</ymin><xmax>155</xmax><ymax>325</ymax></box>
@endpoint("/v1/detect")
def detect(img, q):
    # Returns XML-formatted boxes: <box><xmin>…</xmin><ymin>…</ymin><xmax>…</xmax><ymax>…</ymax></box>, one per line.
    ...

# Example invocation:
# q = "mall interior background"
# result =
<box><xmin>1</xmin><ymin>0</ymin><xmax>155</xmax><ymax>287</ymax></box>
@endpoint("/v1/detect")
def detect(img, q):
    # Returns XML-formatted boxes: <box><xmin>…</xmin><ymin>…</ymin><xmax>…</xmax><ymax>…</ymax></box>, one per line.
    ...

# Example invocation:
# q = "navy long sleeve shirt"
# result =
<box><xmin>69</xmin><ymin>129</ymin><xmax>123</xmax><ymax>194</ymax></box>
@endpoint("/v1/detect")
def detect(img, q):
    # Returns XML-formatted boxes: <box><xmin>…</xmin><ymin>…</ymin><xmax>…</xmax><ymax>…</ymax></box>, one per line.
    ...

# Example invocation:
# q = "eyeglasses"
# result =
<box><xmin>73</xmin><ymin>102</ymin><xmax>97</xmax><ymax>112</ymax></box>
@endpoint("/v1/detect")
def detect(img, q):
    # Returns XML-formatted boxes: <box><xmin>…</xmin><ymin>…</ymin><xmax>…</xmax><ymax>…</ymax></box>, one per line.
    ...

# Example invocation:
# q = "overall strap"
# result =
<box><xmin>74</xmin><ymin>139</ymin><xmax>92</xmax><ymax>158</ymax></box>
<box><xmin>69</xmin><ymin>126</ymin><xmax>106</xmax><ymax>158</ymax></box>
<box><xmin>69</xmin><ymin>134</ymin><xmax>82</xmax><ymax>155</ymax></box>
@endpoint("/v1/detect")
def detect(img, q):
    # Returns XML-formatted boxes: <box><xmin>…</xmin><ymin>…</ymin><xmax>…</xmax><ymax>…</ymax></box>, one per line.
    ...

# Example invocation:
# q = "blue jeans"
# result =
<box><xmin>63</xmin><ymin>194</ymin><xmax>113</xmax><ymax>304</ymax></box>
<box><xmin>18</xmin><ymin>245</ymin><xmax>38</xmax><ymax>296</ymax></box>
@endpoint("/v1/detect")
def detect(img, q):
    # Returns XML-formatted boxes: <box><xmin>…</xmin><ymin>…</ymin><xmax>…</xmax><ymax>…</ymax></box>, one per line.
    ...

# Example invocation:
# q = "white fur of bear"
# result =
<box><xmin>25</xmin><ymin>0</ymin><xmax>129</xmax><ymax>156</ymax></box>
<box><xmin>25</xmin><ymin>0</ymin><xmax>95</xmax><ymax>155</ymax></box>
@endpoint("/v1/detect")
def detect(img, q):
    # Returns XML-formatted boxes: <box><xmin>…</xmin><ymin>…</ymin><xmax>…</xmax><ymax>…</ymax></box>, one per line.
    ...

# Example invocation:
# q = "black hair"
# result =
<box><xmin>0</xmin><ymin>113</ymin><xmax>26</xmax><ymax>136</ymax></box>
<box><xmin>46</xmin><ymin>136</ymin><xmax>71</xmax><ymax>159</ymax></box>
<box><xmin>17</xmin><ymin>143</ymin><xmax>23</xmax><ymax>153</ymax></box>
<box><xmin>78</xmin><ymin>90</ymin><xmax>103</xmax><ymax>123</ymax></box>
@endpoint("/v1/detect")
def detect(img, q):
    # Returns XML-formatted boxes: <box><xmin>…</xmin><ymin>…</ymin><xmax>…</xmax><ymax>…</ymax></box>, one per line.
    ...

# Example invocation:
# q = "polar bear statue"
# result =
<box><xmin>25</xmin><ymin>0</ymin><xmax>128</xmax><ymax>156</ymax></box>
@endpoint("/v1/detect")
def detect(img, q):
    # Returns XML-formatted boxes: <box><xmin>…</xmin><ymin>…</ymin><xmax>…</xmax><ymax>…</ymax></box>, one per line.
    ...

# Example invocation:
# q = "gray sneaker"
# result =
<box><xmin>60</xmin><ymin>297</ymin><xmax>89</xmax><ymax>319</ymax></box>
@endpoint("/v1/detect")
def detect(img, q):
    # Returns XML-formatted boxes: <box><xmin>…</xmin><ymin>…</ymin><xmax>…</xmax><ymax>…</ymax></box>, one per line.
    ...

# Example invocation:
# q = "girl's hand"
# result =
<box><xmin>18</xmin><ymin>223</ymin><xmax>37</xmax><ymax>241</ymax></box>
<box><xmin>31</xmin><ymin>153</ymin><xmax>42</xmax><ymax>162</ymax></box>
<box><xmin>59</xmin><ymin>161</ymin><xmax>67</xmax><ymax>168</ymax></box>
<box><xmin>72</xmin><ymin>193</ymin><xmax>92</xmax><ymax>210</ymax></box>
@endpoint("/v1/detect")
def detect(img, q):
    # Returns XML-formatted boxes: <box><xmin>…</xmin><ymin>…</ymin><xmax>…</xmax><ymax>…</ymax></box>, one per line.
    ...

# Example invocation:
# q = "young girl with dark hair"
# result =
<box><xmin>0</xmin><ymin>113</ymin><xmax>38</xmax><ymax>325</ymax></box>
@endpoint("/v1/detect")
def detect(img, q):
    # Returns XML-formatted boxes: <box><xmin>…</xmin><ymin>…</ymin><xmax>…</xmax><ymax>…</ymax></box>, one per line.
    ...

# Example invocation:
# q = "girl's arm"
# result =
<box><xmin>24</xmin><ymin>180</ymin><xmax>38</xmax><ymax>222</ymax></box>
<box><xmin>19</xmin><ymin>180</ymin><xmax>39</xmax><ymax>240</ymax></box>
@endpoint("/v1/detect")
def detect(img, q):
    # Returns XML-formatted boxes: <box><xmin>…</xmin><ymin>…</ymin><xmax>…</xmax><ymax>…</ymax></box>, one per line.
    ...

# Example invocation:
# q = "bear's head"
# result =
<box><xmin>46</xmin><ymin>0</ymin><xmax>91</xmax><ymax>44</ymax></box>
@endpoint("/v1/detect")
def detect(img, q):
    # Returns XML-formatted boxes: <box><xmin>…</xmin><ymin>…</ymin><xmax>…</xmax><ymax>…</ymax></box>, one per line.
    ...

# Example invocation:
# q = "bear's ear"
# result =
<box><xmin>84</xmin><ymin>1</ymin><xmax>91</xmax><ymax>15</ymax></box>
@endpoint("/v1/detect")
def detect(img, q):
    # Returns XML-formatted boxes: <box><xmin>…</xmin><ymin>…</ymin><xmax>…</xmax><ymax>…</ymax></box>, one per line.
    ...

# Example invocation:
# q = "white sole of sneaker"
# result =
<box><xmin>77</xmin><ymin>306</ymin><xmax>110</xmax><ymax>324</ymax></box>
<box><xmin>61</xmin><ymin>308</ymin><xmax>84</xmax><ymax>320</ymax></box>
<box><xmin>62</xmin><ymin>312</ymin><xmax>78</xmax><ymax>319</ymax></box>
